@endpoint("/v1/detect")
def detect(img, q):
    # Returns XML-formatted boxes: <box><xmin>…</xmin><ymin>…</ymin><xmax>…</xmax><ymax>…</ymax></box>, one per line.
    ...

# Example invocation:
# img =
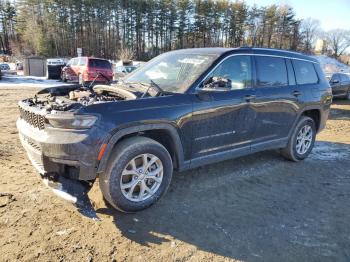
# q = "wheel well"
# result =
<box><xmin>302</xmin><ymin>109</ymin><xmax>320</xmax><ymax>131</ymax></box>
<box><xmin>116</xmin><ymin>129</ymin><xmax>179</xmax><ymax>169</ymax></box>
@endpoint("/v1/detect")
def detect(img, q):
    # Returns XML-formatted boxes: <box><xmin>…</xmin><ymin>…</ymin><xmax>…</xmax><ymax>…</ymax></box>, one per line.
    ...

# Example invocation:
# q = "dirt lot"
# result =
<box><xmin>0</xmin><ymin>86</ymin><xmax>349</xmax><ymax>262</ymax></box>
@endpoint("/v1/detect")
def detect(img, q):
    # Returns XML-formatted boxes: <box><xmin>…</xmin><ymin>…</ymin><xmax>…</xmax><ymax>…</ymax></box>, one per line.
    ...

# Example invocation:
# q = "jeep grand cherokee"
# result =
<box><xmin>17</xmin><ymin>48</ymin><xmax>332</xmax><ymax>212</ymax></box>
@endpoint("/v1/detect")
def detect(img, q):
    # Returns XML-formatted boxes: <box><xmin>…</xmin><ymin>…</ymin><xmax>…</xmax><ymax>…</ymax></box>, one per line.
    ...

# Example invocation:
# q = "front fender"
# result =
<box><xmin>96</xmin><ymin>123</ymin><xmax>188</xmax><ymax>174</ymax></box>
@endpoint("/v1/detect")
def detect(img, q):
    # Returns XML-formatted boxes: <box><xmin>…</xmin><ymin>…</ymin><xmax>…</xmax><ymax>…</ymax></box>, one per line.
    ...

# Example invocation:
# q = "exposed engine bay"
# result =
<box><xmin>21</xmin><ymin>82</ymin><xmax>164</xmax><ymax>113</ymax></box>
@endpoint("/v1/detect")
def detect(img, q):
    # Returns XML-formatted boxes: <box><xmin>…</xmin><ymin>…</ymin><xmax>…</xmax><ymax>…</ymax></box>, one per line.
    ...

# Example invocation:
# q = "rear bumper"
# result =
<box><xmin>17</xmin><ymin>118</ymin><xmax>108</xmax><ymax>181</ymax></box>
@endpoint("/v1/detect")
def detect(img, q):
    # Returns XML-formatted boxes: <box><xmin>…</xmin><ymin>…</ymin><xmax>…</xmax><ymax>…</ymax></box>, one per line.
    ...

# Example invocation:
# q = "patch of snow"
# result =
<box><xmin>313</xmin><ymin>55</ymin><xmax>350</xmax><ymax>76</ymax></box>
<box><xmin>0</xmin><ymin>75</ymin><xmax>71</xmax><ymax>89</ymax></box>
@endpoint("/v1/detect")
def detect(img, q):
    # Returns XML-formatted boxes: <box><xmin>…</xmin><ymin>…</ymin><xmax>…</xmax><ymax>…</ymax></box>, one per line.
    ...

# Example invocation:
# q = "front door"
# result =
<box><xmin>191</xmin><ymin>55</ymin><xmax>256</xmax><ymax>160</ymax></box>
<box><xmin>330</xmin><ymin>74</ymin><xmax>343</xmax><ymax>97</ymax></box>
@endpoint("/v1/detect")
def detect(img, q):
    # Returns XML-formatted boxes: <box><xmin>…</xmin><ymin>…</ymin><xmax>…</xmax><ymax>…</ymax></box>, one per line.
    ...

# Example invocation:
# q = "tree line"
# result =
<box><xmin>0</xmin><ymin>0</ymin><xmax>349</xmax><ymax>60</ymax></box>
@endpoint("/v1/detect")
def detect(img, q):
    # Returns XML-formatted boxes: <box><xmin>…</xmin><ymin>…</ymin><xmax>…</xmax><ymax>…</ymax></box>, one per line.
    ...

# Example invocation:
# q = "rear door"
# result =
<box><xmin>250</xmin><ymin>56</ymin><xmax>299</xmax><ymax>147</ymax></box>
<box><xmin>191</xmin><ymin>55</ymin><xmax>256</xmax><ymax>159</ymax></box>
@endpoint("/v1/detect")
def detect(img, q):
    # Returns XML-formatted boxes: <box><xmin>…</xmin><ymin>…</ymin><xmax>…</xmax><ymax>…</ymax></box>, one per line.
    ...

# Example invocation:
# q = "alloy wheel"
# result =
<box><xmin>120</xmin><ymin>153</ymin><xmax>163</xmax><ymax>202</ymax></box>
<box><xmin>296</xmin><ymin>125</ymin><xmax>313</xmax><ymax>155</ymax></box>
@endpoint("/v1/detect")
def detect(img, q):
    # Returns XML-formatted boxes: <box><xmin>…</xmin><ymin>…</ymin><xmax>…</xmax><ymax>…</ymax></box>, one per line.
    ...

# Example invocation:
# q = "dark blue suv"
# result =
<box><xmin>17</xmin><ymin>47</ymin><xmax>332</xmax><ymax>212</ymax></box>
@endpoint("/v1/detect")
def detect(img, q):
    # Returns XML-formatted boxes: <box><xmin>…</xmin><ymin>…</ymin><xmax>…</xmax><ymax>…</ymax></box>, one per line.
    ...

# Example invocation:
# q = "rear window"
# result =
<box><xmin>0</xmin><ymin>64</ymin><xmax>10</xmax><ymax>70</ymax></box>
<box><xmin>255</xmin><ymin>56</ymin><xmax>288</xmax><ymax>87</ymax></box>
<box><xmin>88</xmin><ymin>59</ymin><xmax>111</xmax><ymax>69</ymax></box>
<box><xmin>292</xmin><ymin>60</ymin><xmax>318</xmax><ymax>85</ymax></box>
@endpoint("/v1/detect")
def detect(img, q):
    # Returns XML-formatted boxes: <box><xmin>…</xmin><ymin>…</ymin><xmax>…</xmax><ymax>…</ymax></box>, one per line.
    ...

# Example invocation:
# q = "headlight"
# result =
<box><xmin>46</xmin><ymin>114</ymin><xmax>98</xmax><ymax>129</ymax></box>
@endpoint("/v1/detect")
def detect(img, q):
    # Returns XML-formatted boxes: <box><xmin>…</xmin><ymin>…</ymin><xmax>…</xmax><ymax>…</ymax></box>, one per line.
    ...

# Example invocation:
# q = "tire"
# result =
<box><xmin>99</xmin><ymin>136</ymin><xmax>173</xmax><ymax>212</ymax></box>
<box><xmin>280</xmin><ymin>116</ymin><xmax>316</xmax><ymax>162</ymax></box>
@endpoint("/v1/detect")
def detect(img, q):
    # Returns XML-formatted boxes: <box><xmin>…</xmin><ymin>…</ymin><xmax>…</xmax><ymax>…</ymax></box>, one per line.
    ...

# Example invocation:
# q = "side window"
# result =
<box><xmin>71</xmin><ymin>58</ymin><xmax>78</xmax><ymax>66</ymax></box>
<box><xmin>207</xmin><ymin>55</ymin><xmax>252</xmax><ymax>90</ymax></box>
<box><xmin>286</xmin><ymin>59</ymin><xmax>296</xmax><ymax>85</ymax></box>
<box><xmin>78</xmin><ymin>57</ymin><xmax>86</xmax><ymax>66</ymax></box>
<box><xmin>255</xmin><ymin>56</ymin><xmax>288</xmax><ymax>87</ymax></box>
<box><xmin>292</xmin><ymin>60</ymin><xmax>319</xmax><ymax>85</ymax></box>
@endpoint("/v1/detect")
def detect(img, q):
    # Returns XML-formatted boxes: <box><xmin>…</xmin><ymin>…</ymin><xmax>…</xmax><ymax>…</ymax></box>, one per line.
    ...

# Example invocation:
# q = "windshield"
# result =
<box><xmin>124</xmin><ymin>52</ymin><xmax>219</xmax><ymax>93</ymax></box>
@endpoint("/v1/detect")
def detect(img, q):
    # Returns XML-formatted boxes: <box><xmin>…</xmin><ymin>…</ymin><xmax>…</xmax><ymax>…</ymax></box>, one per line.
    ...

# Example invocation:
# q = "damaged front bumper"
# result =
<box><xmin>17</xmin><ymin>117</ymin><xmax>109</xmax><ymax>202</ymax></box>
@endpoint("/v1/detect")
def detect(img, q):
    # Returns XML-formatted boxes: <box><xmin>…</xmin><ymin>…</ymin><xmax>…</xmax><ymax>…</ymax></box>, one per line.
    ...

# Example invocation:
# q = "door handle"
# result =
<box><xmin>292</xmin><ymin>90</ymin><xmax>302</xmax><ymax>97</ymax></box>
<box><xmin>245</xmin><ymin>94</ymin><xmax>256</xmax><ymax>102</ymax></box>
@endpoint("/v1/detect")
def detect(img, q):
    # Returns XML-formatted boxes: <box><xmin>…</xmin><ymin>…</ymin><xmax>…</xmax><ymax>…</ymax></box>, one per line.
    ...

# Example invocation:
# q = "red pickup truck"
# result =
<box><xmin>61</xmin><ymin>57</ymin><xmax>113</xmax><ymax>86</ymax></box>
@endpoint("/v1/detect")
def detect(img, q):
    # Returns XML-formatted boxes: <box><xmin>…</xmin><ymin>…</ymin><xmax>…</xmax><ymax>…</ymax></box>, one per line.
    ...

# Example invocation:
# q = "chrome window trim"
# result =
<box><xmin>195</xmin><ymin>53</ymin><xmax>318</xmax><ymax>91</ymax></box>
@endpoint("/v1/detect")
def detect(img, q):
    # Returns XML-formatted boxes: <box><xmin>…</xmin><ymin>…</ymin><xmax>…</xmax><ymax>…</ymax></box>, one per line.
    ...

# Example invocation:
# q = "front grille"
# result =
<box><xmin>20</xmin><ymin>133</ymin><xmax>41</xmax><ymax>151</ymax></box>
<box><xmin>18</xmin><ymin>106</ymin><xmax>46</xmax><ymax>130</ymax></box>
<box><xmin>19</xmin><ymin>133</ymin><xmax>45</xmax><ymax>174</ymax></box>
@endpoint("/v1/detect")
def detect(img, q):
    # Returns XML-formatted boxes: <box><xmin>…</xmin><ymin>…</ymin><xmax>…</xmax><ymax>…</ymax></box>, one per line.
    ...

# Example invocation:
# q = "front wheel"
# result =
<box><xmin>99</xmin><ymin>136</ymin><xmax>173</xmax><ymax>212</ymax></box>
<box><xmin>281</xmin><ymin>116</ymin><xmax>316</xmax><ymax>161</ymax></box>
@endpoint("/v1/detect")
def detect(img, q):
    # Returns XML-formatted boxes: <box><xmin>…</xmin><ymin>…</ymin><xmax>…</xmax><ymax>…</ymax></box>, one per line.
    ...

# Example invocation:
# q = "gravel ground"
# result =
<box><xmin>0</xmin><ymin>86</ymin><xmax>349</xmax><ymax>262</ymax></box>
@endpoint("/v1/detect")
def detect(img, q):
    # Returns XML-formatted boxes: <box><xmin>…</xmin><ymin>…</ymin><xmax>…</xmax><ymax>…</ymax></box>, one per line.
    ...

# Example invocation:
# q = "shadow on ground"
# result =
<box><xmin>95</xmin><ymin>141</ymin><xmax>350</xmax><ymax>261</ymax></box>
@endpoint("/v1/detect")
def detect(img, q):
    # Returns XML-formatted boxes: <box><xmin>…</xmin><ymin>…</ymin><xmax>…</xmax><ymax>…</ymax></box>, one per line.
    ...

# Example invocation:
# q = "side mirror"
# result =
<box><xmin>203</xmin><ymin>76</ymin><xmax>232</xmax><ymax>90</ymax></box>
<box><xmin>331</xmin><ymin>79</ymin><xmax>339</xmax><ymax>84</ymax></box>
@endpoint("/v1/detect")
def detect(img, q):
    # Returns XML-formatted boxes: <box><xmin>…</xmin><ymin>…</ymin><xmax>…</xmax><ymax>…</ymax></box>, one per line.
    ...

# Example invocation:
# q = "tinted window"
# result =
<box><xmin>89</xmin><ymin>59</ymin><xmax>111</xmax><ymax>69</ymax></box>
<box><xmin>208</xmin><ymin>55</ymin><xmax>252</xmax><ymax>89</ymax></box>
<box><xmin>256</xmin><ymin>56</ymin><xmax>288</xmax><ymax>87</ymax></box>
<box><xmin>0</xmin><ymin>64</ymin><xmax>10</xmax><ymax>70</ymax></box>
<box><xmin>293</xmin><ymin>60</ymin><xmax>318</xmax><ymax>85</ymax></box>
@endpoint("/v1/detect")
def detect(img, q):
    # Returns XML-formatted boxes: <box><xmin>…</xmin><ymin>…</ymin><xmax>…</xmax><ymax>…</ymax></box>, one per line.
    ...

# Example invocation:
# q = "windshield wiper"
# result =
<box><xmin>139</xmin><ymin>80</ymin><xmax>164</xmax><ymax>97</ymax></box>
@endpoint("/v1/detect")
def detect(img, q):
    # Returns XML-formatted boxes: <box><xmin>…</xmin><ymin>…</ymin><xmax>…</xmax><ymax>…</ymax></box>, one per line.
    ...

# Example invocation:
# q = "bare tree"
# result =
<box><xmin>119</xmin><ymin>46</ymin><xmax>135</xmax><ymax>62</ymax></box>
<box><xmin>326</xmin><ymin>29</ymin><xmax>350</xmax><ymax>58</ymax></box>
<box><xmin>300</xmin><ymin>18</ymin><xmax>320</xmax><ymax>53</ymax></box>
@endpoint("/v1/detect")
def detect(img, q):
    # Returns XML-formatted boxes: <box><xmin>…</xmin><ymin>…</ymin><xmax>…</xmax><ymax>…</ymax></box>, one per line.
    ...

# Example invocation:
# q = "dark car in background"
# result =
<box><xmin>47</xmin><ymin>58</ymin><xmax>66</xmax><ymax>79</ymax></box>
<box><xmin>61</xmin><ymin>57</ymin><xmax>113</xmax><ymax>86</ymax></box>
<box><xmin>329</xmin><ymin>73</ymin><xmax>350</xmax><ymax>100</ymax></box>
<box><xmin>17</xmin><ymin>47</ymin><xmax>332</xmax><ymax>212</ymax></box>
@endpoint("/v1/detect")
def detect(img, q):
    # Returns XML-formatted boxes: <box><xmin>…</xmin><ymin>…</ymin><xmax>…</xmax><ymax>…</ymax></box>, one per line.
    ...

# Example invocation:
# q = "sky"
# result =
<box><xmin>244</xmin><ymin>0</ymin><xmax>350</xmax><ymax>31</ymax></box>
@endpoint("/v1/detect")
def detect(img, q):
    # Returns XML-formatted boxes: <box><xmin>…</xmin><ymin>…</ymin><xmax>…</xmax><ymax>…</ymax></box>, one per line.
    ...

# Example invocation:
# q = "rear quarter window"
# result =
<box><xmin>255</xmin><ymin>56</ymin><xmax>288</xmax><ymax>87</ymax></box>
<box><xmin>89</xmin><ymin>59</ymin><xmax>111</xmax><ymax>69</ymax></box>
<box><xmin>292</xmin><ymin>60</ymin><xmax>319</xmax><ymax>85</ymax></box>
